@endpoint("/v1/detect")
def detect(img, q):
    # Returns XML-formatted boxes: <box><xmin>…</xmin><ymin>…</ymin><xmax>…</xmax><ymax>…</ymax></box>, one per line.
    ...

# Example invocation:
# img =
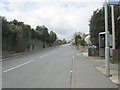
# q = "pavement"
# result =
<box><xmin>80</xmin><ymin>46</ymin><xmax>119</xmax><ymax>86</ymax></box>
<box><xmin>72</xmin><ymin>47</ymin><xmax>118</xmax><ymax>88</ymax></box>
<box><xmin>2</xmin><ymin>44</ymin><xmax>119</xmax><ymax>88</ymax></box>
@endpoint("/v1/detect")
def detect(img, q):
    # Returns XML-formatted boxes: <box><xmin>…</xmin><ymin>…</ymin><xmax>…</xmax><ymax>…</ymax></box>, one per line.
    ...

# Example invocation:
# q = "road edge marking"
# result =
<box><xmin>40</xmin><ymin>54</ymin><xmax>49</xmax><ymax>59</ymax></box>
<box><xmin>3</xmin><ymin>60</ymin><xmax>34</xmax><ymax>73</ymax></box>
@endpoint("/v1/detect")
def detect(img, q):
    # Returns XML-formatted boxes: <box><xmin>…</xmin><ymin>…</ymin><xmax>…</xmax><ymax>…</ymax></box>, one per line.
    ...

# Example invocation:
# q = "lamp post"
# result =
<box><xmin>111</xmin><ymin>5</ymin><xmax>115</xmax><ymax>49</ymax></box>
<box><xmin>104</xmin><ymin>0</ymin><xmax>110</xmax><ymax>77</ymax></box>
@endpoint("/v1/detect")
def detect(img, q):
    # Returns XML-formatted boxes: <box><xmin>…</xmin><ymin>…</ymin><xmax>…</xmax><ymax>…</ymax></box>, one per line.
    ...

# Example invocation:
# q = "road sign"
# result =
<box><xmin>108</xmin><ymin>0</ymin><xmax>120</xmax><ymax>5</ymax></box>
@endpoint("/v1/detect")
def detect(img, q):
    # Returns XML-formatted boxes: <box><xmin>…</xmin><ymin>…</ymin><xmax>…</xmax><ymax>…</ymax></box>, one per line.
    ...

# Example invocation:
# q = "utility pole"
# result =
<box><xmin>111</xmin><ymin>5</ymin><xmax>115</xmax><ymax>49</ymax></box>
<box><xmin>104</xmin><ymin>0</ymin><xmax>110</xmax><ymax>77</ymax></box>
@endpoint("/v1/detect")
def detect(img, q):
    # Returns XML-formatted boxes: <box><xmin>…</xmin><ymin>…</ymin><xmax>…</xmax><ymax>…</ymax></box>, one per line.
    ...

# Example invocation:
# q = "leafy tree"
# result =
<box><xmin>89</xmin><ymin>5</ymin><xmax>120</xmax><ymax>48</ymax></box>
<box><xmin>114</xmin><ymin>6</ymin><xmax>120</xmax><ymax>48</ymax></box>
<box><xmin>62</xmin><ymin>39</ymin><xmax>67</xmax><ymax>44</ymax></box>
<box><xmin>2</xmin><ymin>16</ymin><xmax>59</xmax><ymax>53</ymax></box>
<box><xmin>75</xmin><ymin>35</ymin><xmax>81</xmax><ymax>45</ymax></box>
<box><xmin>31</xmin><ymin>29</ymin><xmax>41</xmax><ymax>40</ymax></box>
<box><xmin>36</xmin><ymin>25</ymin><xmax>49</xmax><ymax>42</ymax></box>
<box><xmin>49</xmin><ymin>31</ymin><xmax>57</xmax><ymax>43</ymax></box>
<box><xmin>77</xmin><ymin>39</ymin><xmax>84</xmax><ymax>46</ymax></box>
<box><xmin>2</xmin><ymin>17</ymin><xmax>15</xmax><ymax>50</ymax></box>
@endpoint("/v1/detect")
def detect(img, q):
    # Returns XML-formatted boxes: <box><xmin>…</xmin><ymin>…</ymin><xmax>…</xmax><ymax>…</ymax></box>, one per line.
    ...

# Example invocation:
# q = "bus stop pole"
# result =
<box><xmin>104</xmin><ymin>0</ymin><xmax>110</xmax><ymax>77</ymax></box>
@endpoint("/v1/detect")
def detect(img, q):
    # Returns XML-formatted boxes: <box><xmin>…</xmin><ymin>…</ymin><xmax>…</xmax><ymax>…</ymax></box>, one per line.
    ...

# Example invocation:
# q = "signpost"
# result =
<box><xmin>104</xmin><ymin>0</ymin><xmax>110</xmax><ymax>77</ymax></box>
<box><xmin>104</xmin><ymin>0</ymin><xmax>120</xmax><ymax>76</ymax></box>
<box><xmin>108</xmin><ymin>0</ymin><xmax>120</xmax><ymax>50</ymax></box>
<box><xmin>108</xmin><ymin>0</ymin><xmax>120</xmax><ymax>5</ymax></box>
<box><xmin>111</xmin><ymin>5</ymin><xmax>115</xmax><ymax>49</ymax></box>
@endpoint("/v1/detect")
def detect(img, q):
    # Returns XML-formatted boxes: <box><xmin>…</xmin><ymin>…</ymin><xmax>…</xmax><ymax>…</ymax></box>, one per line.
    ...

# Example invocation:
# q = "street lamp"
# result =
<box><xmin>104</xmin><ymin>0</ymin><xmax>110</xmax><ymax>77</ymax></box>
<box><xmin>104</xmin><ymin>0</ymin><xmax>120</xmax><ymax>77</ymax></box>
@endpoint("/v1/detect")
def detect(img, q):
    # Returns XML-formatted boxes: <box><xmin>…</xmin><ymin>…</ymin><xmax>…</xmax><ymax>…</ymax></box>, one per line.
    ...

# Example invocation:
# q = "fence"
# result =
<box><xmin>112</xmin><ymin>48</ymin><xmax>120</xmax><ymax>62</ymax></box>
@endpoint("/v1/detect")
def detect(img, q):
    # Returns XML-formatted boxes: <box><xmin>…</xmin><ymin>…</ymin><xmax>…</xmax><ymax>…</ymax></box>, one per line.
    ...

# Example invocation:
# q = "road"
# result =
<box><xmin>2</xmin><ymin>44</ymin><xmax>74</xmax><ymax>88</ymax></box>
<box><xmin>2</xmin><ymin>44</ymin><xmax>118</xmax><ymax>88</ymax></box>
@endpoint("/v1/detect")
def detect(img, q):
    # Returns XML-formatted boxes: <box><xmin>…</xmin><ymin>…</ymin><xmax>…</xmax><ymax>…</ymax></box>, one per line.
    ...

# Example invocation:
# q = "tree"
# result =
<box><xmin>114</xmin><ymin>6</ymin><xmax>120</xmax><ymax>48</ymax></box>
<box><xmin>89</xmin><ymin>6</ymin><xmax>120</xmax><ymax>48</ymax></box>
<box><xmin>2</xmin><ymin>16</ymin><xmax>59</xmax><ymax>53</ymax></box>
<box><xmin>62</xmin><ymin>39</ymin><xmax>67</xmax><ymax>44</ymax></box>
<box><xmin>9</xmin><ymin>20</ymin><xmax>33</xmax><ymax>52</ymax></box>
<box><xmin>75</xmin><ymin>35</ymin><xmax>81</xmax><ymax>45</ymax></box>
<box><xmin>36</xmin><ymin>25</ymin><xmax>49</xmax><ymax>42</ymax></box>
<box><xmin>89</xmin><ymin>6</ymin><xmax>111</xmax><ymax>45</ymax></box>
<box><xmin>31</xmin><ymin>29</ymin><xmax>41</xmax><ymax>40</ymax></box>
<box><xmin>77</xmin><ymin>39</ymin><xmax>85</xmax><ymax>46</ymax></box>
<box><xmin>49</xmin><ymin>31</ymin><xmax>57</xmax><ymax>43</ymax></box>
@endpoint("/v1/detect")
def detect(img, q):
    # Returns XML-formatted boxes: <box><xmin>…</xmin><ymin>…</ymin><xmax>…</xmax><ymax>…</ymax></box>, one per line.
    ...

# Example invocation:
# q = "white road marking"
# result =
<box><xmin>2</xmin><ymin>56</ymin><xmax>18</xmax><ymax>61</ymax></box>
<box><xmin>70</xmin><ymin>70</ymin><xmax>72</xmax><ymax>73</ymax></box>
<box><xmin>13</xmin><ymin>53</ymin><xmax>21</xmax><ymax>55</ymax></box>
<box><xmin>40</xmin><ymin>54</ymin><xmax>49</xmax><ymax>59</ymax></box>
<box><xmin>3</xmin><ymin>60</ymin><xmax>34</xmax><ymax>73</ymax></box>
<box><xmin>82</xmin><ymin>52</ymin><xmax>88</xmax><ymax>57</ymax></box>
<box><xmin>73</xmin><ymin>55</ymin><xmax>74</xmax><ymax>60</ymax></box>
<box><xmin>76</xmin><ymin>54</ymin><xmax>81</xmax><ymax>55</ymax></box>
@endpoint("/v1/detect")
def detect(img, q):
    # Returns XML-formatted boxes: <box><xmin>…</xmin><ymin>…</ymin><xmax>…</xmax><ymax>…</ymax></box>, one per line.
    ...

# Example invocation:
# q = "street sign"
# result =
<box><xmin>108</xmin><ymin>0</ymin><xmax>120</xmax><ymax>5</ymax></box>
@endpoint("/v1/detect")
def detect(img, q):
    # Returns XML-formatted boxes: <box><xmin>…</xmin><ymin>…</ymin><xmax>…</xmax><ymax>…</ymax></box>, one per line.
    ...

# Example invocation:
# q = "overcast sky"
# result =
<box><xmin>0</xmin><ymin>0</ymin><xmax>105</xmax><ymax>40</ymax></box>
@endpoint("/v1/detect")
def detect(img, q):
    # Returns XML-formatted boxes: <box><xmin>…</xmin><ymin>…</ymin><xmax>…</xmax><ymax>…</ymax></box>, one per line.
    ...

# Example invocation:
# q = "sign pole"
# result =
<box><xmin>104</xmin><ymin>0</ymin><xmax>110</xmax><ymax>77</ymax></box>
<box><xmin>111</xmin><ymin>5</ymin><xmax>115</xmax><ymax>49</ymax></box>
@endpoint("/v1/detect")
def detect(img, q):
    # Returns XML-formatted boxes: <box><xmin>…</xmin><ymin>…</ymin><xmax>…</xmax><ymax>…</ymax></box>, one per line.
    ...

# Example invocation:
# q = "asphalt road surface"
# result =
<box><xmin>2</xmin><ymin>44</ymin><xmax>118</xmax><ymax>88</ymax></box>
<box><xmin>2</xmin><ymin>44</ymin><xmax>74</xmax><ymax>88</ymax></box>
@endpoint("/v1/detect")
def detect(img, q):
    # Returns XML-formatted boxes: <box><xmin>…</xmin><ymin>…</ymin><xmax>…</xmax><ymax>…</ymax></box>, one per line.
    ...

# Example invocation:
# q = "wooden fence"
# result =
<box><xmin>112</xmin><ymin>48</ymin><xmax>120</xmax><ymax>62</ymax></box>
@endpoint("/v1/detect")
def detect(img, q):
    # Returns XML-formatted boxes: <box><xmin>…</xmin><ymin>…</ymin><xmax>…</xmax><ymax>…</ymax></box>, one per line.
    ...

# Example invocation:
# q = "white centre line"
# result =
<box><xmin>3</xmin><ymin>60</ymin><xmax>34</xmax><ymax>73</ymax></box>
<box><xmin>70</xmin><ymin>70</ymin><xmax>72</xmax><ymax>73</ymax></box>
<box><xmin>76</xmin><ymin>54</ymin><xmax>81</xmax><ymax>56</ymax></box>
<box><xmin>73</xmin><ymin>55</ymin><xmax>74</xmax><ymax>60</ymax></box>
<box><xmin>40</xmin><ymin>54</ymin><xmax>49</xmax><ymax>59</ymax></box>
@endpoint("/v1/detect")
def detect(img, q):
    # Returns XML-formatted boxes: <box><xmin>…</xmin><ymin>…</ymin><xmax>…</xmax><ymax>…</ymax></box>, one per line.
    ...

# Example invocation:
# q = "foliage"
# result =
<box><xmin>2</xmin><ymin>17</ymin><xmax>16</xmax><ymax>51</ymax></box>
<box><xmin>74</xmin><ymin>32</ymin><xmax>87</xmax><ymax>46</ymax></box>
<box><xmin>75</xmin><ymin>35</ymin><xmax>81</xmax><ymax>45</ymax></box>
<box><xmin>36</xmin><ymin>25</ymin><xmax>50</xmax><ymax>42</ymax></box>
<box><xmin>2</xmin><ymin>16</ymin><xmax>58</xmax><ymax>52</ymax></box>
<box><xmin>62</xmin><ymin>39</ymin><xmax>67</xmax><ymax>44</ymax></box>
<box><xmin>49</xmin><ymin>31</ymin><xmax>57</xmax><ymax>43</ymax></box>
<box><xmin>77</xmin><ymin>39</ymin><xmax>85</xmax><ymax>46</ymax></box>
<box><xmin>89</xmin><ymin>6</ymin><xmax>120</xmax><ymax>48</ymax></box>
<box><xmin>110</xmin><ymin>58</ymin><xmax>120</xmax><ymax>64</ymax></box>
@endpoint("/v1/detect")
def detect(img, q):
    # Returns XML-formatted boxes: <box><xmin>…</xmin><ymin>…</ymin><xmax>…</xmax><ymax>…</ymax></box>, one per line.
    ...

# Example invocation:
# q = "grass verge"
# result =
<box><xmin>110</xmin><ymin>58</ymin><xmax>120</xmax><ymax>64</ymax></box>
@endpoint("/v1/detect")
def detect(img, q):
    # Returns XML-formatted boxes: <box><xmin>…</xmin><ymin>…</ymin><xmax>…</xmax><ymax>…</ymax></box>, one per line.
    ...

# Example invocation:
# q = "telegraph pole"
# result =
<box><xmin>104</xmin><ymin>0</ymin><xmax>110</xmax><ymax>77</ymax></box>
